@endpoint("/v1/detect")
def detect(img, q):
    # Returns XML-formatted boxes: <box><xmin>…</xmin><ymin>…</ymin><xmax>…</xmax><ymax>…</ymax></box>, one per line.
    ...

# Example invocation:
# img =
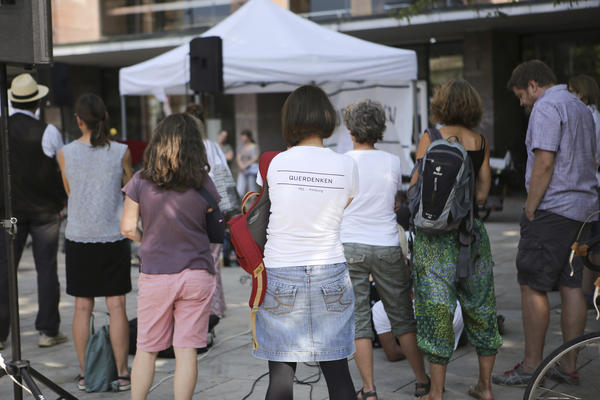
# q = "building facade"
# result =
<box><xmin>46</xmin><ymin>0</ymin><xmax>600</xmax><ymax>178</ymax></box>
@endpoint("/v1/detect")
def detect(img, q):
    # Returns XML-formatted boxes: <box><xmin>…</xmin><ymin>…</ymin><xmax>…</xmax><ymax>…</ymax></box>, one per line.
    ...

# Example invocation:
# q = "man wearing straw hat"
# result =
<box><xmin>0</xmin><ymin>73</ymin><xmax>67</xmax><ymax>350</ymax></box>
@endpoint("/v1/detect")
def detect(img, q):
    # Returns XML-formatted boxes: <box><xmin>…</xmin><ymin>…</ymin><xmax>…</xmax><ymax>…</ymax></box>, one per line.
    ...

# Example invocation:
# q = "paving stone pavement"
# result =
<box><xmin>1</xmin><ymin>195</ymin><xmax>599</xmax><ymax>399</ymax></box>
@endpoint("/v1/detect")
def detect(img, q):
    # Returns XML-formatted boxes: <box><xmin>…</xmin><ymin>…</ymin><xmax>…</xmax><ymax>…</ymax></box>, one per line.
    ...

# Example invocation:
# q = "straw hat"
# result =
<box><xmin>8</xmin><ymin>73</ymin><xmax>49</xmax><ymax>103</ymax></box>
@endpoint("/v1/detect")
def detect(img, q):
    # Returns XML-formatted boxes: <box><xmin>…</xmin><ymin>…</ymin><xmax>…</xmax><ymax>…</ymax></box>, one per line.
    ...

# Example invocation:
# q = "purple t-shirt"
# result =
<box><xmin>123</xmin><ymin>171</ymin><xmax>220</xmax><ymax>274</ymax></box>
<box><xmin>525</xmin><ymin>84</ymin><xmax>598</xmax><ymax>222</ymax></box>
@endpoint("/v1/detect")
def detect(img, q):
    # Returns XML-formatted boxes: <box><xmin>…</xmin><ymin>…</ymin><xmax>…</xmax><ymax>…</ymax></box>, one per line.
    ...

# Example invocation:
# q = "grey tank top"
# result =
<box><xmin>63</xmin><ymin>140</ymin><xmax>128</xmax><ymax>243</ymax></box>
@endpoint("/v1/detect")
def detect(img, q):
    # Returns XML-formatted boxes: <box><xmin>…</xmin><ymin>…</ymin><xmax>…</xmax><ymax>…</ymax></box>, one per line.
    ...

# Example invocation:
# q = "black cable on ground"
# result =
<box><xmin>241</xmin><ymin>372</ymin><xmax>269</xmax><ymax>400</ymax></box>
<box><xmin>241</xmin><ymin>362</ymin><xmax>323</xmax><ymax>400</ymax></box>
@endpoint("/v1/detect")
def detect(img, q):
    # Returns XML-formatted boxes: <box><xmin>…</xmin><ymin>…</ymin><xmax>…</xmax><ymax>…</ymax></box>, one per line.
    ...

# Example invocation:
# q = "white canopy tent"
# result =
<box><xmin>119</xmin><ymin>0</ymin><xmax>416</xmax><ymax>96</ymax></box>
<box><xmin>119</xmin><ymin>0</ymin><xmax>418</xmax><ymax>173</ymax></box>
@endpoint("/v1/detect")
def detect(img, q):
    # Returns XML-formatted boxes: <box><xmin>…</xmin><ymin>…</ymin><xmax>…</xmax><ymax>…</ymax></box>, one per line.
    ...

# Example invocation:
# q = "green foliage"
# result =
<box><xmin>394</xmin><ymin>0</ymin><xmax>585</xmax><ymax>23</ymax></box>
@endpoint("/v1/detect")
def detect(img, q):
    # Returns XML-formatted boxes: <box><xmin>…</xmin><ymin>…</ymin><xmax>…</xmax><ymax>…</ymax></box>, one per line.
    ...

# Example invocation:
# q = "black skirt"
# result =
<box><xmin>65</xmin><ymin>239</ymin><xmax>132</xmax><ymax>297</ymax></box>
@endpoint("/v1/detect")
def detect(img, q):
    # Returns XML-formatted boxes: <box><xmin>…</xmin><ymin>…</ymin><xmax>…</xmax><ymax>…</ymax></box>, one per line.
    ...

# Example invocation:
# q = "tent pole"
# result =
<box><xmin>411</xmin><ymin>80</ymin><xmax>418</xmax><ymax>149</ymax></box>
<box><xmin>120</xmin><ymin>95</ymin><xmax>127</xmax><ymax>140</ymax></box>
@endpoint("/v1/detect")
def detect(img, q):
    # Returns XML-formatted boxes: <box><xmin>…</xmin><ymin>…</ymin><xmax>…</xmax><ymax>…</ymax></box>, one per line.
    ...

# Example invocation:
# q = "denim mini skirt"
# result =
<box><xmin>253</xmin><ymin>263</ymin><xmax>355</xmax><ymax>362</ymax></box>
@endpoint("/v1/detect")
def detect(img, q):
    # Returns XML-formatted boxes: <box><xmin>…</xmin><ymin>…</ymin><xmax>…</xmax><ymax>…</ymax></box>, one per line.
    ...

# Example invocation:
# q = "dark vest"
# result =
<box><xmin>0</xmin><ymin>113</ymin><xmax>66</xmax><ymax>215</ymax></box>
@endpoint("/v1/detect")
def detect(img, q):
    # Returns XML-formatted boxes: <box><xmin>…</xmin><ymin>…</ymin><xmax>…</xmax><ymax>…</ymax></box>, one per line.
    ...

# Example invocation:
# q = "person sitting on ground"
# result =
<box><xmin>372</xmin><ymin>300</ymin><xmax>464</xmax><ymax>362</ymax></box>
<box><xmin>121</xmin><ymin>113</ymin><xmax>217</xmax><ymax>400</ymax></box>
<box><xmin>57</xmin><ymin>93</ymin><xmax>133</xmax><ymax>391</ymax></box>
<box><xmin>340</xmin><ymin>99</ymin><xmax>429</xmax><ymax>400</ymax></box>
<box><xmin>411</xmin><ymin>80</ymin><xmax>502</xmax><ymax>400</ymax></box>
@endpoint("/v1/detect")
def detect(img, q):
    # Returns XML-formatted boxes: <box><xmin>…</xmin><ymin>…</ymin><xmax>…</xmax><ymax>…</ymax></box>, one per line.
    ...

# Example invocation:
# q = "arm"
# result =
<box><xmin>525</xmin><ymin>149</ymin><xmax>555</xmax><ymax>221</ymax></box>
<box><xmin>409</xmin><ymin>132</ymin><xmax>431</xmax><ymax>187</ymax></box>
<box><xmin>121</xmin><ymin>195</ymin><xmax>142</xmax><ymax>242</ymax></box>
<box><xmin>245</xmin><ymin>144</ymin><xmax>260</xmax><ymax>168</ymax></box>
<box><xmin>236</xmin><ymin>151</ymin><xmax>245</xmax><ymax>171</ymax></box>
<box><xmin>56</xmin><ymin>149</ymin><xmax>70</xmax><ymax>196</ymax></box>
<box><xmin>475</xmin><ymin>138</ymin><xmax>491</xmax><ymax>205</ymax></box>
<box><xmin>122</xmin><ymin>149</ymin><xmax>133</xmax><ymax>186</ymax></box>
<box><xmin>224</xmin><ymin>147</ymin><xmax>234</xmax><ymax>162</ymax></box>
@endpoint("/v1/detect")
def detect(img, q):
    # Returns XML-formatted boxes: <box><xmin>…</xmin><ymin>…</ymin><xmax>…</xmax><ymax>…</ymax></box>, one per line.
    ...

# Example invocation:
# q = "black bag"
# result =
<box><xmin>197</xmin><ymin>186</ymin><xmax>226</xmax><ymax>243</ymax></box>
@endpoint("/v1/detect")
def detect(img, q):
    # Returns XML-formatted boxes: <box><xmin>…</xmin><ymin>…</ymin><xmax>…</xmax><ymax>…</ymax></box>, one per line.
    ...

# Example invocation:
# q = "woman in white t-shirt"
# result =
<box><xmin>340</xmin><ymin>100</ymin><xmax>429</xmax><ymax>399</ymax></box>
<box><xmin>253</xmin><ymin>85</ymin><xmax>358</xmax><ymax>400</ymax></box>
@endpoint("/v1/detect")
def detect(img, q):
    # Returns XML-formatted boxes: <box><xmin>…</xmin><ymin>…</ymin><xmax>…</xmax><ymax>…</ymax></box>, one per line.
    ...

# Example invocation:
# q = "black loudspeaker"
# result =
<box><xmin>190</xmin><ymin>37</ymin><xmax>223</xmax><ymax>94</ymax></box>
<box><xmin>50</xmin><ymin>62</ymin><xmax>73</xmax><ymax>107</ymax></box>
<box><xmin>0</xmin><ymin>0</ymin><xmax>53</xmax><ymax>65</ymax></box>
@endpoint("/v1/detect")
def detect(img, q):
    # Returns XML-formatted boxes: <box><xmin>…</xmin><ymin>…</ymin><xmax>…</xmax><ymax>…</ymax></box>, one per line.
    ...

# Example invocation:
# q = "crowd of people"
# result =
<box><xmin>0</xmin><ymin>58</ymin><xmax>598</xmax><ymax>400</ymax></box>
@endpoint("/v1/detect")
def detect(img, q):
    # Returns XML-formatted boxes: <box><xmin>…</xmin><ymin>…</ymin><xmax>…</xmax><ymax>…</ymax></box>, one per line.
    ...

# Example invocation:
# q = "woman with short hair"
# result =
<box><xmin>57</xmin><ymin>93</ymin><xmax>133</xmax><ymax>391</ymax></box>
<box><xmin>410</xmin><ymin>80</ymin><xmax>502</xmax><ymax>400</ymax></box>
<box><xmin>341</xmin><ymin>99</ymin><xmax>429</xmax><ymax>399</ymax></box>
<box><xmin>253</xmin><ymin>85</ymin><xmax>358</xmax><ymax>400</ymax></box>
<box><xmin>121</xmin><ymin>113</ymin><xmax>217</xmax><ymax>400</ymax></box>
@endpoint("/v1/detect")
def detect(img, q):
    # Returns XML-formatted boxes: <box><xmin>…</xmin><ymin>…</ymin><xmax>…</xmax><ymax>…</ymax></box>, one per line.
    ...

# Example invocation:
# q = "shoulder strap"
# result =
<box><xmin>258</xmin><ymin>151</ymin><xmax>280</xmax><ymax>184</ymax></box>
<box><xmin>480</xmin><ymin>134</ymin><xmax>486</xmax><ymax>151</ymax></box>
<box><xmin>427</xmin><ymin>127</ymin><xmax>443</xmax><ymax>142</ymax></box>
<box><xmin>196</xmin><ymin>186</ymin><xmax>218</xmax><ymax>210</ymax></box>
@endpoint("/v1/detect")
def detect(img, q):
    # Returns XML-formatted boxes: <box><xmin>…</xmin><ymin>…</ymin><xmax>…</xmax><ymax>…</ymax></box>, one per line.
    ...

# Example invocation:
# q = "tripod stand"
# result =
<box><xmin>0</xmin><ymin>63</ymin><xmax>77</xmax><ymax>400</ymax></box>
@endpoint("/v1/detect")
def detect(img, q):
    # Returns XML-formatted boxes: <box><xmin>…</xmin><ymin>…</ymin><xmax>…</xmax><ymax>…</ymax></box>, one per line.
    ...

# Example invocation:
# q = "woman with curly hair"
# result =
<box><xmin>410</xmin><ymin>80</ymin><xmax>502</xmax><ymax>400</ymax></box>
<box><xmin>341</xmin><ymin>99</ymin><xmax>429</xmax><ymax>399</ymax></box>
<box><xmin>121</xmin><ymin>113</ymin><xmax>217</xmax><ymax>400</ymax></box>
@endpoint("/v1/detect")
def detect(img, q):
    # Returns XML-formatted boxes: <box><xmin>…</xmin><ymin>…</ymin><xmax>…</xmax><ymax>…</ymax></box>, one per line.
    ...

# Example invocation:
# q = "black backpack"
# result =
<box><xmin>408</xmin><ymin>127</ymin><xmax>479</xmax><ymax>281</ymax></box>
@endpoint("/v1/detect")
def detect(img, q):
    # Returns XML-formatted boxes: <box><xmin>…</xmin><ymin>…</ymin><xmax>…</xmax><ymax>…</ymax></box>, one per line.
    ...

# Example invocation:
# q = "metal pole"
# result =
<box><xmin>0</xmin><ymin>63</ymin><xmax>24</xmax><ymax>400</ymax></box>
<box><xmin>411</xmin><ymin>79</ymin><xmax>419</xmax><ymax>149</ymax></box>
<box><xmin>120</xmin><ymin>95</ymin><xmax>127</xmax><ymax>140</ymax></box>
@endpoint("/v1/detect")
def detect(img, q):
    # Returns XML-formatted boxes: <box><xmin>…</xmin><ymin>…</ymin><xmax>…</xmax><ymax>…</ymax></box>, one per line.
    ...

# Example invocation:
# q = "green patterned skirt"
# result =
<box><xmin>413</xmin><ymin>219</ymin><xmax>502</xmax><ymax>365</ymax></box>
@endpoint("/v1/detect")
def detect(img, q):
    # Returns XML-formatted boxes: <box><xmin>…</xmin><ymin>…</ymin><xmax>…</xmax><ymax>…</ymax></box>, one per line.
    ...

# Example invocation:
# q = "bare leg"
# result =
<box><xmin>106</xmin><ymin>295</ymin><xmax>130</xmax><ymax>378</ymax></box>
<box><xmin>468</xmin><ymin>355</ymin><xmax>495</xmax><ymax>400</ymax></box>
<box><xmin>419</xmin><ymin>362</ymin><xmax>445</xmax><ymax>400</ymax></box>
<box><xmin>559</xmin><ymin>286</ymin><xmax>587</xmax><ymax>372</ymax></box>
<box><xmin>354</xmin><ymin>338</ymin><xmax>376</xmax><ymax>398</ymax></box>
<box><xmin>131</xmin><ymin>350</ymin><xmax>158</xmax><ymax>400</ymax></box>
<box><xmin>520</xmin><ymin>285</ymin><xmax>549</xmax><ymax>373</ymax></box>
<box><xmin>397</xmin><ymin>332</ymin><xmax>428</xmax><ymax>383</ymax></box>
<box><xmin>72</xmin><ymin>297</ymin><xmax>94</xmax><ymax>377</ymax></box>
<box><xmin>173</xmin><ymin>347</ymin><xmax>198</xmax><ymax>400</ymax></box>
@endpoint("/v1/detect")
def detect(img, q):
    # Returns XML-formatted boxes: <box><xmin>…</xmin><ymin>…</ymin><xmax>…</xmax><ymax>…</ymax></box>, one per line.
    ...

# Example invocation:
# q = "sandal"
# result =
<box><xmin>75</xmin><ymin>374</ymin><xmax>85</xmax><ymax>391</ymax></box>
<box><xmin>111</xmin><ymin>375</ymin><xmax>131</xmax><ymax>392</ymax></box>
<box><xmin>414</xmin><ymin>375</ymin><xmax>431</xmax><ymax>398</ymax></box>
<box><xmin>357</xmin><ymin>387</ymin><xmax>378</xmax><ymax>400</ymax></box>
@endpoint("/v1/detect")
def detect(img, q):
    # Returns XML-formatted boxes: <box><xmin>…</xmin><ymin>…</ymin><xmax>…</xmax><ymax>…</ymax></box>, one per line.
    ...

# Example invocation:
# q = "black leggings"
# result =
<box><xmin>265</xmin><ymin>359</ymin><xmax>356</xmax><ymax>400</ymax></box>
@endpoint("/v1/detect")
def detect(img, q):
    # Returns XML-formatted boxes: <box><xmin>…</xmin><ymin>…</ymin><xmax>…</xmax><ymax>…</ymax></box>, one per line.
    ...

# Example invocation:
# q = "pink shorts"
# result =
<box><xmin>136</xmin><ymin>268</ymin><xmax>216</xmax><ymax>352</ymax></box>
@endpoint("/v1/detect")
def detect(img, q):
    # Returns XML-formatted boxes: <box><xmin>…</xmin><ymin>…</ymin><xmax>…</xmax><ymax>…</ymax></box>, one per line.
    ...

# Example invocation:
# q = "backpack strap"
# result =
<box><xmin>427</xmin><ymin>127</ymin><xmax>443</xmax><ymax>142</ymax></box>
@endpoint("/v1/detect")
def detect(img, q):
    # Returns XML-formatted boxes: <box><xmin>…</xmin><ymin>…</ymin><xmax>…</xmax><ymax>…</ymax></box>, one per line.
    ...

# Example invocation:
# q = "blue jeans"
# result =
<box><xmin>0</xmin><ymin>212</ymin><xmax>61</xmax><ymax>340</ymax></box>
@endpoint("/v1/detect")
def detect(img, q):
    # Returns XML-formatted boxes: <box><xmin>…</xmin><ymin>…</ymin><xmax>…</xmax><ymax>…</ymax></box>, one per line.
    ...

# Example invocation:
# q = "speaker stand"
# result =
<box><xmin>0</xmin><ymin>63</ymin><xmax>77</xmax><ymax>400</ymax></box>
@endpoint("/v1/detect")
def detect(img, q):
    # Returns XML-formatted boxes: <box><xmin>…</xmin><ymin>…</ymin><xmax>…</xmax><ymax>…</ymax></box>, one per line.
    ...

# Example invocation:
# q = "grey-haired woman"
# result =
<box><xmin>341</xmin><ymin>100</ymin><xmax>429</xmax><ymax>399</ymax></box>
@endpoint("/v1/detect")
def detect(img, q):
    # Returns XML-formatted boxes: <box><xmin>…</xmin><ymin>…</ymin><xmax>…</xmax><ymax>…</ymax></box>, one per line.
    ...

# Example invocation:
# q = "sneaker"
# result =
<box><xmin>492</xmin><ymin>362</ymin><xmax>533</xmax><ymax>387</ymax></box>
<box><xmin>38</xmin><ymin>332</ymin><xmax>68</xmax><ymax>348</ymax></box>
<box><xmin>547</xmin><ymin>366</ymin><xmax>580</xmax><ymax>385</ymax></box>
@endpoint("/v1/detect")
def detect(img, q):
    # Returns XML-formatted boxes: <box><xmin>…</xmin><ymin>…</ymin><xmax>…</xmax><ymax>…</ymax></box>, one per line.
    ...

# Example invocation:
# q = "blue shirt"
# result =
<box><xmin>525</xmin><ymin>84</ymin><xmax>598</xmax><ymax>222</ymax></box>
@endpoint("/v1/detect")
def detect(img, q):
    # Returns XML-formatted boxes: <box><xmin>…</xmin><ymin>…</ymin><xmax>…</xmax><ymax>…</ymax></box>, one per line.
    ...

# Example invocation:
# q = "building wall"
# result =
<box><xmin>51</xmin><ymin>0</ymin><xmax>101</xmax><ymax>44</ymax></box>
